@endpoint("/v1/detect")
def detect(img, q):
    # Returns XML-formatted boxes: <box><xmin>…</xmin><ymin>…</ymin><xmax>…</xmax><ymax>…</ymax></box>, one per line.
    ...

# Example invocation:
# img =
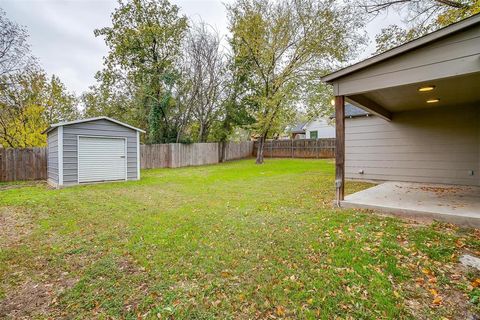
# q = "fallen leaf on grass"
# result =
<box><xmin>422</xmin><ymin>268</ymin><xmax>432</xmax><ymax>276</ymax></box>
<box><xmin>221</xmin><ymin>270</ymin><xmax>231</xmax><ymax>278</ymax></box>
<box><xmin>432</xmin><ymin>296</ymin><xmax>443</xmax><ymax>305</ymax></box>
<box><xmin>471</xmin><ymin>279</ymin><xmax>480</xmax><ymax>288</ymax></box>
<box><xmin>276</xmin><ymin>305</ymin><xmax>286</xmax><ymax>316</ymax></box>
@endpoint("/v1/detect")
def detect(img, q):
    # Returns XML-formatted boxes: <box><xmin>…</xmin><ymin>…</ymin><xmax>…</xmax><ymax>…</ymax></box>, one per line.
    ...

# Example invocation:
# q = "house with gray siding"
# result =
<box><xmin>322</xmin><ymin>13</ymin><xmax>480</xmax><ymax>226</ymax></box>
<box><xmin>44</xmin><ymin>117</ymin><xmax>145</xmax><ymax>188</ymax></box>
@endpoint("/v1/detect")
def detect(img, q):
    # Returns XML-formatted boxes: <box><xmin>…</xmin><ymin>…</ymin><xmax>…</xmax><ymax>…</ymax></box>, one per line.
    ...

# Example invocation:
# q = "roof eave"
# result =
<box><xmin>42</xmin><ymin>116</ymin><xmax>146</xmax><ymax>134</ymax></box>
<box><xmin>322</xmin><ymin>13</ymin><xmax>480</xmax><ymax>83</ymax></box>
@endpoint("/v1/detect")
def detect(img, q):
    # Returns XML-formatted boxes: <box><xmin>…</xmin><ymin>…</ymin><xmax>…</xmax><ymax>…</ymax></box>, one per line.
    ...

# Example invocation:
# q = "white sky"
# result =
<box><xmin>0</xmin><ymin>0</ymin><xmax>403</xmax><ymax>95</ymax></box>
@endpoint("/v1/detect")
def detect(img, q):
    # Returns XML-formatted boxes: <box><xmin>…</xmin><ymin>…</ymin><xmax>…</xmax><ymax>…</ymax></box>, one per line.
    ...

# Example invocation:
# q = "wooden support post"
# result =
<box><xmin>335</xmin><ymin>95</ymin><xmax>345</xmax><ymax>203</ymax></box>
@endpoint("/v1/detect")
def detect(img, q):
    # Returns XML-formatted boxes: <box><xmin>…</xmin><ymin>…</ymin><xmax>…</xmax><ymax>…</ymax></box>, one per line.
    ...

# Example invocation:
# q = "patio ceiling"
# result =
<box><xmin>347</xmin><ymin>71</ymin><xmax>480</xmax><ymax>114</ymax></box>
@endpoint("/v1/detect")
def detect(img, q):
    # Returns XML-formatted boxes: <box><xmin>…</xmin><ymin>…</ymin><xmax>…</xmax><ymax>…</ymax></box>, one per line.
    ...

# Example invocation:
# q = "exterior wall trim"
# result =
<box><xmin>58</xmin><ymin>126</ymin><xmax>63</xmax><ymax>186</ymax></box>
<box><xmin>136</xmin><ymin>131</ymin><xmax>141</xmax><ymax>180</ymax></box>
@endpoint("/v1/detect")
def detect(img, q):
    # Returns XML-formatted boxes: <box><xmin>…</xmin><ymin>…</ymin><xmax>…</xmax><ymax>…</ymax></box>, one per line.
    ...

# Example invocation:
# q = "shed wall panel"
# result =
<box><xmin>47</xmin><ymin>127</ymin><xmax>59</xmax><ymax>185</ymax></box>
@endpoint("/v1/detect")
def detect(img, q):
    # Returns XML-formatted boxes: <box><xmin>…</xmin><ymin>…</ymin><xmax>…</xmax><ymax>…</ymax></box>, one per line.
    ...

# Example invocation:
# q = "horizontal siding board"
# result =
<box><xmin>347</xmin><ymin>159</ymin><xmax>476</xmax><ymax>170</ymax></box>
<box><xmin>345</xmin><ymin>131</ymin><xmax>477</xmax><ymax>142</ymax></box>
<box><xmin>347</xmin><ymin>173</ymin><xmax>475</xmax><ymax>185</ymax></box>
<box><xmin>347</xmin><ymin>144</ymin><xmax>474</xmax><ymax>154</ymax></box>
<box><xmin>347</xmin><ymin>166</ymin><xmax>474</xmax><ymax>179</ymax></box>
<box><xmin>63</xmin><ymin>128</ymin><xmax>136</xmax><ymax>138</ymax></box>
<box><xmin>342</xmin><ymin>152</ymin><xmax>477</xmax><ymax>162</ymax></box>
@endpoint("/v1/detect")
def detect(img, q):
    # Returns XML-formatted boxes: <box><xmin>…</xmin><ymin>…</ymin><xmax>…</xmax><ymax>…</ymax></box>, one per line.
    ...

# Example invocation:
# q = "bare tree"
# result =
<box><xmin>356</xmin><ymin>0</ymin><xmax>479</xmax><ymax>53</ymax></box>
<box><xmin>358</xmin><ymin>0</ymin><xmax>475</xmax><ymax>26</ymax></box>
<box><xmin>0</xmin><ymin>9</ymin><xmax>35</xmax><ymax>79</ymax></box>
<box><xmin>186</xmin><ymin>23</ymin><xmax>226</xmax><ymax>142</ymax></box>
<box><xmin>170</xmin><ymin>59</ymin><xmax>196</xmax><ymax>143</ymax></box>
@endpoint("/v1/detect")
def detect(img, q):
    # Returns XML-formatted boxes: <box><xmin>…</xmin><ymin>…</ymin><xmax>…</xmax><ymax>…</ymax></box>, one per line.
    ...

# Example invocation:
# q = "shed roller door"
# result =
<box><xmin>78</xmin><ymin>137</ymin><xmax>126</xmax><ymax>183</ymax></box>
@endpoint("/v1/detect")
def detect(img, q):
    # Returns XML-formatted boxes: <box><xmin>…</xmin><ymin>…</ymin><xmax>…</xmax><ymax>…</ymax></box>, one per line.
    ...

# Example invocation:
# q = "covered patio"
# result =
<box><xmin>343</xmin><ymin>182</ymin><xmax>480</xmax><ymax>227</ymax></box>
<box><xmin>322</xmin><ymin>14</ymin><xmax>480</xmax><ymax>225</ymax></box>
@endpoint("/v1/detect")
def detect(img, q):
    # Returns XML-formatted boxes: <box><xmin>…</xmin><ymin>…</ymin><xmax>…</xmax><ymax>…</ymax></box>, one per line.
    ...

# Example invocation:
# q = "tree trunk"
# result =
<box><xmin>199</xmin><ymin>122</ymin><xmax>209</xmax><ymax>142</ymax></box>
<box><xmin>198</xmin><ymin>123</ymin><xmax>204</xmax><ymax>142</ymax></box>
<box><xmin>219</xmin><ymin>140</ymin><xmax>227</xmax><ymax>163</ymax></box>
<box><xmin>256</xmin><ymin>136</ymin><xmax>265</xmax><ymax>164</ymax></box>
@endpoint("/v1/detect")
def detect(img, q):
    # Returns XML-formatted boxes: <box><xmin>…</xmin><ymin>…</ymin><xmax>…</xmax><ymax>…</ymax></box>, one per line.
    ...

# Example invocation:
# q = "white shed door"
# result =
<box><xmin>78</xmin><ymin>136</ymin><xmax>126</xmax><ymax>183</ymax></box>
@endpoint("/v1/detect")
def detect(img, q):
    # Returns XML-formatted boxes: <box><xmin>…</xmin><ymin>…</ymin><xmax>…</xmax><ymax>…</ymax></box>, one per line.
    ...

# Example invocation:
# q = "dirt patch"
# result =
<box><xmin>0</xmin><ymin>207</ymin><xmax>35</xmax><ymax>247</ymax></box>
<box><xmin>354</xmin><ymin>208</ymin><xmax>435</xmax><ymax>226</ymax></box>
<box><xmin>0</xmin><ymin>181</ymin><xmax>46</xmax><ymax>191</ymax></box>
<box><xmin>402</xmin><ymin>263</ymin><xmax>480</xmax><ymax>320</ymax></box>
<box><xmin>0</xmin><ymin>275</ymin><xmax>77</xmax><ymax>319</ymax></box>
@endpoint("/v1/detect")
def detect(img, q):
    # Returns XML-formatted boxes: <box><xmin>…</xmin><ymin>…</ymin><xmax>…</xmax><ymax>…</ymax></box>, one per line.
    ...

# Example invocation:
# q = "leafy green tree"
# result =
<box><xmin>0</xmin><ymin>10</ymin><xmax>78</xmax><ymax>148</ymax></box>
<box><xmin>44</xmin><ymin>75</ymin><xmax>79</xmax><ymax>123</ymax></box>
<box><xmin>93</xmin><ymin>0</ymin><xmax>188</xmax><ymax>143</ymax></box>
<box><xmin>227</xmin><ymin>0</ymin><xmax>365</xmax><ymax>164</ymax></box>
<box><xmin>212</xmin><ymin>22</ymin><xmax>259</xmax><ymax>147</ymax></box>
<box><xmin>82</xmin><ymin>84</ymin><xmax>136</xmax><ymax>123</ymax></box>
<box><xmin>0</xmin><ymin>71</ymin><xmax>79</xmax><ymax>148</ymax></box>
<box><xmin>211</xmin><ymin>65</ymin><xmax>255</xmax><ymax>160</ymax></box>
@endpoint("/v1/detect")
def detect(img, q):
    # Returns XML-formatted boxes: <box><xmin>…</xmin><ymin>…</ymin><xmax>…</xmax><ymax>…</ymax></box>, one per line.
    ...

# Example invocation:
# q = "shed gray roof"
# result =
<box><xmin>43</xmin><ymin>116</ymin><xmax>146</xmax><ymax>134</ymax></box>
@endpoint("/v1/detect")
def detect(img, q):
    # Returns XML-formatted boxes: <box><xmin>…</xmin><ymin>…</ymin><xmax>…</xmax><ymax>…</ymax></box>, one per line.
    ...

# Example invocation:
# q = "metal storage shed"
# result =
<box><xmin>44</xmin><ymin>117</ymin><xmax>145</xmax><ymax>188</ymax></box>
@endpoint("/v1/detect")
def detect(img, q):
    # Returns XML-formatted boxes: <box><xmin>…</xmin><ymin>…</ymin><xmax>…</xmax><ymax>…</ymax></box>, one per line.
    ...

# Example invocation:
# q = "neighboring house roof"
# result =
<box><xmin>290</xmin><ymin>122</ymin><xmax>307</xmax><ymax>134</ymax></box>
<box><xmin>43</xmin><ymin>116</ymin><xmax>146</xmax><ymax>134</ymax></box>
<box><xmin>330</xmin><ymin>103</ymin><xmax>369</xmax><ymax>119</ymax></box>
<box><xmin>322</xmin><ymin>13</ymin><xmax>480</xmax><ymax>82</ymax></box>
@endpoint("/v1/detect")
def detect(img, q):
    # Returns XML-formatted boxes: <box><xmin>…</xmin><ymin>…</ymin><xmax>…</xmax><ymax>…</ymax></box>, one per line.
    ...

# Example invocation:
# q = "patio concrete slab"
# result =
<box><xmin>341</xmin><ymin>182</ymin><xmax>480</xmax><ymax>228</ymax></box>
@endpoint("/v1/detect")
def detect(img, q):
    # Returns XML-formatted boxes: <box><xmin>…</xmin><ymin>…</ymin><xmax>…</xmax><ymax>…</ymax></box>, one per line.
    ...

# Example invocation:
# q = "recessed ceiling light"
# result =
<box><xmin>426</xmin><ymin>99</ymin><xmax>440</xmax><ymax>103</ymax></box>
<box><xmin>418</xmin><ymin>86</ymin><xmax>435</xmax><ymax>92</ymax></box>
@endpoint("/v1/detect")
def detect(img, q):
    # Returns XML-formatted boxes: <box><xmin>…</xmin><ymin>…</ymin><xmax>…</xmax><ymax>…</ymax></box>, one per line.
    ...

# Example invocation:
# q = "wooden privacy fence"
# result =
<box><xmin>0</xmin><ymin>140</ymin><xmax>330</xmax><ymax>182</ymax></box>
<box><xmin>253</xmin><ymin>138</ymin><xmax>335</xmax><ymax>159</ymax></box>
<box><xmin>0</xmin><ymin>148</ymin><xmax>47</xmax><ymax>182</ymax></box>
<box><xmin>140</xmin><ymin>141</ymin><xmax>254</xmax><ymax>169</ymax></box>
<box><xmin>0</xmin><ymin>142</ymin><xmax>254</xmax><ymax>182</ymax></box>
<box><xmin>222</xmin><ymin>141</ymin><xmax>255</xmax><ymax>161</ymax></box>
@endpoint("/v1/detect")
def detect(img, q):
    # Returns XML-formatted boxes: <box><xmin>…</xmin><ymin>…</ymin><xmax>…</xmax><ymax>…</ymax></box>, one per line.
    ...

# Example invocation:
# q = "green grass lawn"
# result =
<box><xmin>0</xmin><ymin>159</ymin><xmax>479</xmax><ymax>319</ymax></box>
